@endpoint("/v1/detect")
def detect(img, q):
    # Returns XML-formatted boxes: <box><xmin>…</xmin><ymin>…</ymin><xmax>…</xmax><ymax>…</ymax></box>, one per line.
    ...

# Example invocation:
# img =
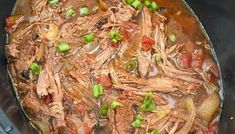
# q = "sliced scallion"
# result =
<box><xmin>110</xmin><ymin>101</ymin><xmax>122</xmax><ymax>109</ymax></box>
<box><xmin>29</xmin><ymin>63</ymin><xmax>40</xmax><ymax>75</ymax></box>
<box><xmin>65</xmin><ymin>8</ymin><xmax>76</xmax><ymax>18</ymax></box>
<box><xmin>125</xmin><ymin>0</ymin><xmax>135</xmax><ymax>5</ymax></box>
<box><xmin>92</xmin><ymin>84</ymin><xmax>104</xmax><ymax>98</ymax></box>
<box><xmin>108</xmin><ymin>30</ymin><xmax>123</xmax><ymax>43</ymax></box>
<box><xmin>131</xmin><ymin>115</ymin><xmax>144</xmax><ymax>128</ymax></box>
<box><xmin>150</xmin><ymin>129</ymin><xmax>160</xmax><ymax>134</ymax></box>
<box><xmin>79</xmin><ymin>7</ymin><xmax>89</xmax><ymax>16</ymax></box>
<box><xmin>140</xmin><ymin>92</ymin><xmax>156</xmax><ymax>112</ymax></box>
<box><xmin>99</xmin><ymin>104</ymin><xmax>109</xmax><ymax>117</ymax></box>
<box><xmin>124</xmin><ymin>59</ymin><xmax>137</xmax><ymax>72</ymax></box>
<box><xmin>144</xmin><ymin>0</ymin><xmax>151</xmax><ymax>8</ymax></box>
<box><xmin>48</xmin><ymin>0</ymin><xmax>59</xmax><ymax>5</ymax></box>
<box><xmin>131</xmin><ymin>0</ymin><xmax>142</xmax><ymax>10</ymax></box>
<box><xmin>56</xmin><ymin>43</ymin><xmax>70</xmax><ymax>53</ymax></box>
<box><xmin>155</xmin><ymin>54</ymin><xmax>162</xmax><ymax>64</ymax></box>
<box><xmin>84</xmin><ymin>33</ymin><xmax>94</xmax><ymax>43</ymax></box>
<box><xmin>150</xmin><ymin>2</ymin><xmax>159</xmax><ymax>11</ymax></box>
<box><xmin>168</xmin><ymin>34</ymin><xmax>177</xmax><ymax>42</ymax></box>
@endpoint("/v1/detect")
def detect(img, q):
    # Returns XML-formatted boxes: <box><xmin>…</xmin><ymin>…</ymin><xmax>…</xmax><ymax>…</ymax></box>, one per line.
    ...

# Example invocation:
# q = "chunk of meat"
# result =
<box><xmin>137</xmin><ymin>7</ymin><xmax>153</xmax><ymax>78</ymax></box>
<box><xmin>137</xmin><ymin>51</ymin><xmax>152</xmax><ymax>78</ymax></box>
<box><xmin>36</xmin><ymin>69</ymin><xmax>49</xmax><ymax>98</ymax></box>
<box><xmin>5</xmin><ymin>44</ymin><xmax>19</xmax><ymax>60</ymax></box>
<box><xmin>81</xmin><ymin>10</ymin><xmax>112</xmax><ymax>32</ymax></box>
<box><xmin>45</xmin><ymin>63</ymin><xmax>66</xmax><ymax>128</ymax></box>
<box><xmin>94</xmin><ymin>46</ymin><xmax>116</xmax><ymax>70</ymax></box>
<box><xmin>23</xmin><ymin>89</ymin><xmax>50</xmax><ymax>121</ymax></box>
<box><xmin>108</xmin><ymin>100</ymin><xmax>134</xmax><ymax>134</ymax></box>
<box><xmin>112</xmin><ymin>3</ymin><xmax>136</xmax><ymax>23</ymax></box>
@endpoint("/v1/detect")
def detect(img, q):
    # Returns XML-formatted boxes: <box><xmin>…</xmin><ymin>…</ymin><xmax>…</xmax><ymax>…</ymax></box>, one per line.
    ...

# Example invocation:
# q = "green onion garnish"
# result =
<box><xmin>131</xmin><ymin>0</ymin><xmax>142</xmax><ymax>10</ymax></box>
<box><xmin>48</xmin><ymin>0</ymin><xmax>59</xmax><ymax>5</ymax></box>
<box><xmin>108</xmin><ymin>30</ymin><xmax>123</xmax><ymax>43</ymax></box>
<box><xmin>155</xmin><ymin>54</ymin><xmax>162</xmax><ymax>64</ymax></box>
<box><xmin>150</xmin><ymin>129</ymin><xmax>160</xmax><ymax>134</ymax></box>
<box><xmin>79</xmin><ymin>7</ymin><xmax>89</xmax><ymax>16</ymax></box>
<box><xmin>131</xmin><ymin>115</ymin><xmax>144</xmax><ymax>128</ymax></box>
<box><xmin>140</xmin><ymin>92</ymin><xmax>156</xmax><ymax>112</ymax></box>
<box><xmin>168</xmin><ymin>34</ymin><xmax>177</xmax><ymax>42</ymax></box>
<box><xmin>99</xmin><ymin>104</ymin><xmax>109</xmax><ymax>117</ymax></box>
<box><xmin>110</xmin><ymin>101</ymin><xmax>122</xmax><ymax>109</ymax></box>
<box><xmin>150</xmin><ymin>2</ymin><xmax>159</xmax><ymax>11</ymax></box>
<box><xmin>124</xmin><ymin>59</ymin><xmax>137</xmax><ymax>72</ymax></box>
<box><xmin>84</xmin><ymin>33</ymin><xmax>94</xmax><ymax>43</ymax></box>
<box><xmin>144</xmin><ymin>0</ymin><xmax>151</xmax><ymax>8</ymax></box>
<box><xmin>29</xmin><ymin>63</ymin><xmax>40</xmax><ymax>75</ymax></box>
<box><xmin>125</xmin><ymin>0</ymin><xmax>135</xmax><ymax>5</ymax></box>
<box><xmin>56</xmin><ymin>43</ymin><xmax>70</xmax><ymax>53</ymax></box>
<box><xmin>145</xmin><ymin>1</ymin><xmax>159</xmax><ymax>11</ymax></box>
<box><xmin>92</xmin><ymin>84</ymin><xmax>104</xmax><ymax>98</ymax></box>
<box><xmin>65</xmin><ymin>8</ymin><xmax>76</xmax><ymax>18</ymax></box>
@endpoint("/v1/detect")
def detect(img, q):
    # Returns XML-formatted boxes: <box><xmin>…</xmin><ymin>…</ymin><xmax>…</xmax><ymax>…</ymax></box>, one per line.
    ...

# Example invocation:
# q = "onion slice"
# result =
<box><xmin>176</xmin><ymin>97</ymin><xmax>196</xmax><ymax>134</ymax></box>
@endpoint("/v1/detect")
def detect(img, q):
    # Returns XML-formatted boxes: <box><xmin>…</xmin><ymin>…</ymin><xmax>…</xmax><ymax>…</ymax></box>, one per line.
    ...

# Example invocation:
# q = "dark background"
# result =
<box><xmin>0</xmin><ymin>0</ymin><xmax>235</xmax><ymax>133</ymax></box>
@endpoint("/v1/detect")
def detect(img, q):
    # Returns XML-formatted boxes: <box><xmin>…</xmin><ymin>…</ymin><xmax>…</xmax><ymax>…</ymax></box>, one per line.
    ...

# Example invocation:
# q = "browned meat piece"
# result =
<box><xmin>5</xmin><ymin>44</ymin><xmax>19</xmax><ymax>60</ymax></box>
<box><xmin>109</xmin><ymin>64</ymin><xmax>146</xmax><ymax>85</ymax></box>
<box><xmin>137</xmin><ymin>51</ymin><xmax>152</xmax><ymax>78</ymax></box>
<box><xmin>36</xmin><ymin>69</ymin><xmax>49</xmax><ymax>98</ymax></box>
<box><xmin>23</xmin><ymin>89</ymin><xmax>50</xmax><ymax>121</ymax></box>
<box><xmin>111</xmin><ymin>3</ymin><xmax>136</xmax><ymax>23</ymax></box>
<box><xmin>45</xmin><ymin>63</ymin><xmax>66</xmax><ymax>128</ymax></box>
<box><xmin>107</xmin><ymin>100</ymin><xmax>135</xmax><ymax>134</ymax></box>
<box><xmin>153</xmin><ymin>13</ymin><xmax>168</xmax><ymax>65</ymax></box>
<box><xmin>137</xmin><ymin>7</ymin><xmax>153</xmax><ymax>78</ymax></box>
<box><xmin>94</xmin><ymin>46</ymin><xmax>116</xmax><ymax>70</ymax></box>
<box><xmin>69</xmin><ymin>71</ymin><xmax>90</xmax><ymax>88</ymax></box>
<box><xmin>81</xmin><ymin>10</ymin><xmax>112</xmax><ymax>32</ymax></box>
<box><xmin>31</xmin><ymin>0</ymin><xmax>47</xmax><ymax>13</ymax></box>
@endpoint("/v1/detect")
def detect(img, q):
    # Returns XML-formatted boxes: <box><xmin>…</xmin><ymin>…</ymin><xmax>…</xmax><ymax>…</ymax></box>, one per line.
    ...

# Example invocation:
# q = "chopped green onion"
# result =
<box><xmin>149</xmin><ymin>2</ymin><xmax>159</xmax><ymax>11</ymax></box>
<box><xmin>155</xmin><ymin>54</ymin><xmax>162</xmax><ymax>63</ymax></box>
<box><xmin>110</xmin><ymin>101</ymin><xmax>122</xmax><ymax>109</ymax></box>
<box><xmin>84</xmin><ymin>33</ymin><xmax>94</xmax><ymax>43</ymax></box>
<box><xmin>65</xmin><ymin>8</ymin><xmax>76</xmax><ymax>18</ymax></box>
<box><xmin>92</xmin><ymin>84</ymin><xmax>104</xmax><ymax>98</ymax></box>
<box><xmin>29</xmin><ymin>63</ymin><xmax>40</xmax><ymax>75</ymax></box>
<box><xmin>125</xmin><ymin>0</ymin><xmax>135</xmax><ymax>5</ymax></box>
<box><xmin>145</xmin><ymin>1</ymin><xmax>159</xmax><ymax>11</ymax></box>
<box><xmin>99</xmin><ymin>104</ymin><xmax>109</xmax><ymax>117</ymax></box>
<box><xmin>124</xmin><ymin>59</ymin><xmax>137</xmax><ymax>72</ymax></box>
<box><xmin>108</xmin><ymin>30</ymin><xmax>123</xmax><ymax>43</ymax></box>
<box><xmin>150</xmin><ymin>129</ymin><xmax>160</xmax><ymax>134</ymax></box>
<box><xmin>131</xmin><ymin>115</ymin><xmax>144</xmax><ymax>128</ymax></box>
<box><xmin>111</xmin><ymin>38</ymin><xmax>118</xmax><ymax>43</ymax></box>
<box><xmin>48</xmin><ymin>0</ymin><xmax>59</xmax><ymax>5</ymax></box>
<box><xmin>168</xmin><ymin>34</ymin><xmax>177</xmax><ymax>42</ymax></box>
<box><xmin>131</xmin><ymin>0</ymin><xmax>142</xmax><ymax>10</ymax></box>
<box><xmin>144</xmin><ymin>0</ymin><xmax>151</xmax><ymax>8</ymax></box>
<box><xmin>140</xmin><ymin>92</ymin><xmax>156</xmax><ymax>112</ymax></box>
<box><xmin>56</xmin><ymin>43</ymin><xmax>70</xmax><ymax>53</ymax></box>
<box><xmin>79</xmin><ymin>7</ymin><xmax>89</xmax><ymax>16</ymax></box>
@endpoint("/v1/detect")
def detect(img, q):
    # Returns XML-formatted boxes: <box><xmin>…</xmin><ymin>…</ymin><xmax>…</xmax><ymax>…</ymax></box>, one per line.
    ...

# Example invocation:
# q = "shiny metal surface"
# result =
<box><xmin>0</xmin><ymin>0</ymin><xmax>235</xmax><ymax>133</ymax></box>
